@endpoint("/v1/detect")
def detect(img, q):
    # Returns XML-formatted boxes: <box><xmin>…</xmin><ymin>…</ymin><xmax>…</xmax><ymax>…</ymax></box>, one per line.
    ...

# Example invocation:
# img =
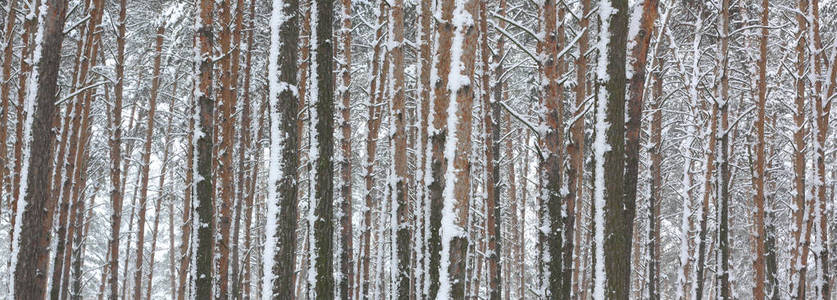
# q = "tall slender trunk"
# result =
<box><xmin>10</xmin><ymin>0</ymin><xmax>69</xmax><ymax>297</ymax></box>
<box><xmin>194</xmin><ymin>0</ymin><xmax>216</xmax><ymax>297</ymax></box>
<box><xmin>0</xmin><ymin>0</ymin><xmax>17</xmax><ymax>202</ymax></box>
<box><xmin>623</xmin><ymin>2</ymin><xmax>658</xmax><ymax>297</ymax></box>
<box><xmin>717</xmin><ymin>0</ymin><xmax>732</xmax><ymax>297</ymax></box>
<box><xmin>430</xmin><ymin>0</ymin><xmax>478</xmax><ymax>298</ymax></box>
<box><xmin>809</xmin><ymin>0</ymin><xmax>833</xmax><ymax>296</ymax></box>
<box><xmin>228</xmin><ymin>0</ymin><xmax>246</xmax><ymax>297</ymax></box>
<box><xmin>359</xmin><ymin>4</ymin><xmax>387</xmax><ymax>298</ymax></box>
<box><xmin>569</xmin><ymin>0</ymin><xmax>589</xmax><ymax>297</ymax></box>
<box><xmin>233</xmin><ymin>1</ymin><xmax>256</xmax><ymax>299</ymax></box>
<box><xmin>648</xmin><ymin>62</ymin><xmax>663</xmax><ymax>300</ymax></box>
<box><xmin>311</xmin><ymin>0</ymin><xmax>336</xmax><ymax>296</ymax></box>
<box><xmin>337</xmin><ymin>0</ymin><xmax>354</xmax><ymax>298</ymax></box>
<box><xmin>177</xmin><ymin>87</ymin><xmax>195</xmax><ymax>300</ymax></box>
<box><xmin>591</xmin><ymin>0</ymin><xmax>629</xmax><ymax>298</ymax></box>
<box><xmin>789</xmin><ymin>1</ymin><xmax>809</xmax><ymax>298</ymax></box>
<box><xmin>479</xmin><ymin>2</ymin><xmax>502</xmax><ymax>299</ymax></box>
<box><xmin>537</xmin><ymin>0</ymin><xmax>567</xmax><ymax>296</ymax></box>
<box><xmin>106</xmin><ymin>0</ymin><xmax>127</xmax><ymax>298</ymax></box>
<box><xmin>133</xmin><ymin>23</ymin><xmax>165</xmax><ymax>300</ymax></box>
<box><xmin>751</xmin><ymin>1</ymin><xmax>768</xmax><ymax>298</ymax></box>
<box><xmin>216</xmin><ymin>0</ymin><xmax>238</xmax><ymax>295</ymax></box>
<box><xmin>10</xmin><ymin>0</ymin><xmax>40</xmax><ymax>237</ymax></box>
<box><xmin>388</xmin><ymin>0</ymin><xmax>410</xmax><ymax>298</ymax></box>
<box><xmin>264</xmin><ymin>0</ymin><xmax>300</xmax><ymax>298</ymax></box>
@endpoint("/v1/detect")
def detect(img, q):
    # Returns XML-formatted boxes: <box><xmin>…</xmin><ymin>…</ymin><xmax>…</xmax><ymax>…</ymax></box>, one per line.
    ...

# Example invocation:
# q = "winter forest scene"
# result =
<box><xmin>1</xmin><ymin>0</ymin><xmax>837</xmax><ymax>298</ymax></box>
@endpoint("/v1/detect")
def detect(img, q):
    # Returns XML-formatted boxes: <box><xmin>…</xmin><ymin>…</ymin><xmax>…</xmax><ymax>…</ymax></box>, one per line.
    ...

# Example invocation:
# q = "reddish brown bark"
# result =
<box><xmin>0</xmin><ymin>0</ymin><xmax>17</xmax><ymax>203</ymax></box>
<box><xmin>10</xmin><ymin>0</ymin><xmax>40</xmax><ymax>246</ymax></box>
<box><xmin>752</xmin><ymin>1</ymin><xmax>768</xmax><ymax>298</ymax></box>
<box><xmin>133</xmin><ymin>23</ymin><xmax>165</xmax><ymax>300</ymax></box>
<box><xmin>11</xmin><ymin>0</ymin><xmax>69</xmax><ymax>297</ymax></box>
<box><xmin>337</xmin><ymin>0</ymin><xmax>354</xmax><ymax>299</ymax></box>
<box><xmin>358</xmin><ymin>4</ymin><xmax>388</xmax><ymax>298</ymax></box>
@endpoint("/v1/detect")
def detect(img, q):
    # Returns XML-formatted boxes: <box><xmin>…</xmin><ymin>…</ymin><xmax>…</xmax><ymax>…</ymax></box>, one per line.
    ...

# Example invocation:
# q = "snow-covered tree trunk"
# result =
<box><xmin>569</xmin><ymin>1</ymin><xmax>590</xmax><ymax>297</ymax></box>
<box><xmin>310</xmin><ymin>0</ymin><xmax>336</xmax><ymax>296</ymax></box>
<box><xmin>749</xmin><ymin>2</ymin><xmax>769</xmax><ymax>299</ymax></box>
<box><xmin>10</xmin><ymin>0</ymin><xmax>69</xmax><ymax>297</ymax></box>
<box><xmin>358</xmin><ymin>3</ymin><xmax>388</xmax><ymax>298</ymax></box>
<box><xmin>478</xmin><ymin>1</ymin><xmax>502</xmax><ymax>299</ymax></box>
<box><xmin>591</xmin><ymin>0</ymin><xmax>629</xmax><ymax>298</ymax></box>
<box><xmin>388</xmin><ymin>0</ymin><xmax>410</xmax><ymax>298</ymax></box>
<box><xmin>263</xmin><ymin>0</ymin><xmax>300</xmax><ymax>298</ymax></box>
<box><xmin>436</xmin><ymin>0</ymin><xmax>478</xmax><ymax>298</ymax></box>
<box><xmin>336</xmin><ymin>0</ymin><xmax>354</xmax><ymax>298</ymax></box>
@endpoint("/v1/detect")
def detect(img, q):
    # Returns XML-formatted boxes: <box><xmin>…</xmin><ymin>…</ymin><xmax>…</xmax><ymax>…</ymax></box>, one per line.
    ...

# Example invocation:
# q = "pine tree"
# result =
<box><xmin>193</xmin><ymin>0</ymin><xmax>216</xmax><ymax>297</ymax></box>
<box><xmin>591</xmin><ymin>0</ymin><xmax>630</xmax><ymax>298</ymax></box>
<box><xmin>311</xmin><ymin>0</ymin><xmax>336</xmax><ymax>297</ymax></box>
<box><xmin>264</xmin><ymin>0</ymin><xmax>300</xmax><ymax>298</ymax></box>
<box><xmin>11</xmin><ymin>0</ymin><xmax>69</xmax><ymax>297</ymax></box>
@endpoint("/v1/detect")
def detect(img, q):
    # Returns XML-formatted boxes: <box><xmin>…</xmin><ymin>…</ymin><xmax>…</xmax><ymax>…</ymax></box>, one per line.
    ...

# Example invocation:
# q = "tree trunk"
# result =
<box><xmin>0</xmin><ymin>0</ymin><xmax>17</xmax><ymax>203</ymax></box>
<box><xmin>194</xmin><ymin>0</ymin><xmax>216</xmax><ymax>297</ymax></box>
<box><xmin>717</xmin><ymin>0</ymin><xmax>732</xmax><ymax>297</ymax></box>
<box><xmin>648</xmin><ymin>62</ymin><xmax>663</xmax><ymax>300</ymax></box>
<box><xmin>264</xmin><ymin>0</ymin><xmax>299</xmax><ymax>297</ymax></box>
<box><xmin>311</xmin><ymin>0</ymin><xmax>335</xmax><ymax>297</ymax></box>
<box><xmin>239</xmin><ymin>1</ymin><xmax>259</xmax><ymax>298</ymax></box>
<box><xmin>789</xmin><ymin>0</ymin><xmax>809</xmax><ymax>298</ymax></box>
<box><xmin>10</xmin><ymin>0</ymin><xmax>69</xmax><ymax>297</ymax></box>
<box><xmin>216</xmin><ymin>0</ymin><xmax>239</xmax><ymax>295</ymax></box>
<box><xmin>809</xmin><ymin>1</ymin><xmax>833</xmax><ymax>297</ymax></box>
<box><xmin>569</xmin><ymin>0</ymin><xmax>589</xmax><ymax>297</ymax></box>
<box><xmin>133</xmin><ymin>23</ymin><xmax>165</xmax><ymax>300</ymax></box>
<box><xmin>10</xmin><ymin>0</ymin><xmax>40</xmax><ymax>238</ymax></box>
<box><xmin>359</xmin><ymin>4</ymin><xmax>387</xmax><ymax>298</ymax></box>
<box><xmin>751</xmin><ymin>1</ymin><xmax>768</xmax><ymax>298</ymax></box>
<box><xmin>337</xmin><ymin>0</ymin><xmax>354</xmax><ymax>298</ymax></box>
<box><xmin>591</xmin><ymin>0</ymin><xmax>629</xmax><ymax>298</ymax></box>
<box><xmin>388</xmin><ymin>0</ymin><xmax>410</xmax><ymax>298</ymax></box>
<box><xmin>430</xmin><ymin>0</ymin><xmax>478</xmax><ymax>298</ymax></box>
<box><xmin>479</xmin><ymin>1</ymin><xmax>502</xmax><ymax>299</ymax></box>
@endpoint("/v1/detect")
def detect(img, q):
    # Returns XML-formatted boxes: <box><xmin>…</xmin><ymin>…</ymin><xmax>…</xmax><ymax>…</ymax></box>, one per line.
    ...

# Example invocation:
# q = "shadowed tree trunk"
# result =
<box><xmin>264</xmin><ymin>0</ymin><xmax>299</xmax><ymax>297</ymax></box>
<box><xmin>569</xmin><ymin>0</ymin><xmax>589</xmax><ymax>297</ymax></box>
<box><xmin>591</xmin><ymin>0</ymin><xmax>629</xmax><ymax>297</ymax></box>
<box><xmin>717</xmin><ymin>0</ymin><xmax>731</xmax><ymax>297</ymax></box>
<box><xmin>193</xmin><ymin>0</ymin><xmax>216</xmax><ymax>297</ymax></box>
<box><xmin>311</xmin><ymin>0</ymin><xmax>336</xmax><ymax>297</ymax></box>
<box><xmin>648</xmin><ymin>59</ymin><xmax>663</xmax><ymax>300</ymax></box>
<box><xmin>537</xmin><ymin>0</ymin><xmax>567</xmax><ymax>297</ymax></box>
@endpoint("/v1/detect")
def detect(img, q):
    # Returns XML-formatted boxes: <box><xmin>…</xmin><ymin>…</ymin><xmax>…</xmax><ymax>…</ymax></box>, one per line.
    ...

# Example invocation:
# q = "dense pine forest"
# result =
<box><xmin>0</xmin><ymin>0</ymin><xmax>836</xmax><ymax>299</ymax></box>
